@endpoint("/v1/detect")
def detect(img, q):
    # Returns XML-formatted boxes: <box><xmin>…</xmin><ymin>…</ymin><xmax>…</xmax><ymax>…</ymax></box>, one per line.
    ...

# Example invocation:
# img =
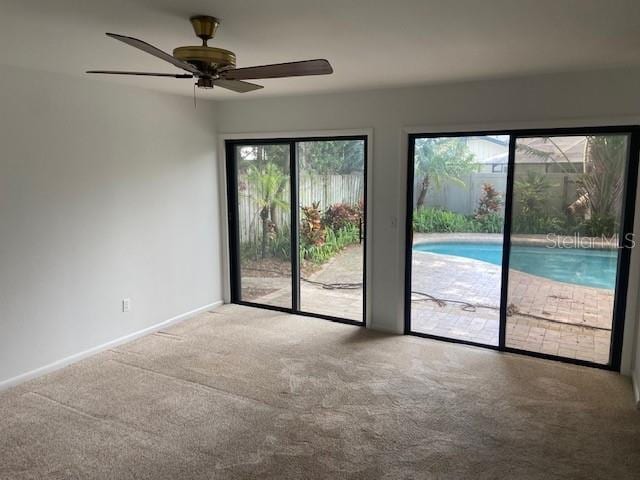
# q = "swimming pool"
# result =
<box><xmin>413</xmin><ymin>242</ymin><xmax>617</xmax><ymax>290</ymax></box>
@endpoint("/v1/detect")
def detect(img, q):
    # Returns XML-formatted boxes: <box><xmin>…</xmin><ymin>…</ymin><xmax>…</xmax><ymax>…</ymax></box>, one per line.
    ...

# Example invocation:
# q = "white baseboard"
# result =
<box><xmin>0</xmin><ymin>301</ymin><xmax>223</xmax><ymax>392</ymax></box>
<box><xmin>633</xmin><ymin>370</ymin><xmax>640</xmax><ymax>409</ymax></box>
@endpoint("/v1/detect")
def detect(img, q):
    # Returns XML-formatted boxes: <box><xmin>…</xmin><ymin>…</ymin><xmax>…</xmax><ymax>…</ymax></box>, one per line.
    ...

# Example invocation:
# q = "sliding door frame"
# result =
<box><xmin>405</xmin><ymin>125</ymin><xmax>640</xmax><ymax>371</ymax></box>
<box><xmin>226</xmin><ymin>135</ymin><xmax>368</xmax><ymax>327</ymax></box>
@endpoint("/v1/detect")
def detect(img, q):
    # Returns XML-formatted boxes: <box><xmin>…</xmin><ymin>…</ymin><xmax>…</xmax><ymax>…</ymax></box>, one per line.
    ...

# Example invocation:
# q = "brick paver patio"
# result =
<box><xmin>243</xmin><ymin>235</ymin><xmax>614</xmax><ymax>365</ymax></box>
<box><xmin>411</xmin><ymin>234</ymin><xmax>614</xmax><ymax>364</ymax></box>
<box><xmin>243</xmin><ymin>244</ymin><xmax>364</xmax><ymax>322</ymax></box>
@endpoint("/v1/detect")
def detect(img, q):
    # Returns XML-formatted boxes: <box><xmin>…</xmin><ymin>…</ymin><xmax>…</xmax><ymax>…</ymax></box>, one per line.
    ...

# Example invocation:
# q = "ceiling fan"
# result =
<box><xmin>87</xmin><ymin>15</ymin><xmax>333</xmax><ymax>93</ymax></box>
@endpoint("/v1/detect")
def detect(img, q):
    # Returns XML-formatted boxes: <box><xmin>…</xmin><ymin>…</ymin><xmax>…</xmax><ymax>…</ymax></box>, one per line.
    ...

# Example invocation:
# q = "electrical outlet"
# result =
<box><xmin>122</xmin><ymin>298</ymin><xmax>131</xmax><ymax>313</ymax></box>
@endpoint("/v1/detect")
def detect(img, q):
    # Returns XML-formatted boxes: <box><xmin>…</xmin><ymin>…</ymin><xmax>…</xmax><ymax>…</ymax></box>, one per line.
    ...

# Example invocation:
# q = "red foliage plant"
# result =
<box><xmin>475</xmin><ymin>183</ymin><xmax>502</xmax><ymax>220</ymax></box>
<box><xmin>323</xmin><ymin>203</ymin><xmax>362</xmax><ymax>231</ymax></box>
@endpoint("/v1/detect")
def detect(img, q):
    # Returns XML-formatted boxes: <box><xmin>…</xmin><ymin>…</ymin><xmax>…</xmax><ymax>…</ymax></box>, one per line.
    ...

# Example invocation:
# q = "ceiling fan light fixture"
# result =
<box><xmin>196</xmin><ymin>77</ymin><xmax>214</xmax><ymax>89</ymax></box>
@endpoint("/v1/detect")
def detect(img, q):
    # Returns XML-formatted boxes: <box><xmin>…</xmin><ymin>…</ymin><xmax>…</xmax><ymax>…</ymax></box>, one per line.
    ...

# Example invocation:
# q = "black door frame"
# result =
<box><xmin>405</xmin><ymin>125</ymin><xmax>639</xmax><ymax>371</ymax></box>
<box><xmin>226</xmin><ymin>135</ymin><xmax>368</xmax><ymax>327</ymax></box>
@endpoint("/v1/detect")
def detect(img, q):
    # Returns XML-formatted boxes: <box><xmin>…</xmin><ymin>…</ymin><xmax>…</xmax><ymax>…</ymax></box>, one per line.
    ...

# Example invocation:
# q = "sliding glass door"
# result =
<box><xmin>505</xmin><ymin>133</ymin><xmax>632</xmax><ymax>364</ymax></box>
<box><xmin>230</xmin><ymin>143</ymin><xmax>292</xmax><ymax>308</ymax></box>
<box><xmin>297</xmin><ymin>139</ymin><xmax>366</xmax><ymax>321</ymax></box>
<box><xmin>227</xmin><ymin>136</ymin><xmax>367</xmax><ymax>325</ymax></box>
<box><xmin>406</xmin><ymin>127</ymin><xmax>638</xmax><ymax>369</ymax></box>
<box><xmin>408</xmin><ymin>135</ymin><xmax>509</xmax><ymax>346</ymax></box>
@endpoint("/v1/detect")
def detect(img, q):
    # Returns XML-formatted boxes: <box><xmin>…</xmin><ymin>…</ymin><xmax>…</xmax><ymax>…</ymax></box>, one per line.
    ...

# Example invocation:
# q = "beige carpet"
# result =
<box><xmin>1</xmin><ymin>304</ymin><xmax>639</xmax><ymax>479</ymax></box>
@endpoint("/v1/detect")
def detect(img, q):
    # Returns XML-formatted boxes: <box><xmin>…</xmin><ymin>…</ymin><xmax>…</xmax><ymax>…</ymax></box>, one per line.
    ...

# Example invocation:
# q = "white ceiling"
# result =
<box><xmin>1</xmin><ymin>0</ymin><xmax>640</xmax><ymax>99</ymax></box>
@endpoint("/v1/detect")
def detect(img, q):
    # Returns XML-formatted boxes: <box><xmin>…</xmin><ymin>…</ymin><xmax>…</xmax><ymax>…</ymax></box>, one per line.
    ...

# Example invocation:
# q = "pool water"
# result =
<box><xmin>413</xmin><ymin>242</ymin><xmax>617</xmax><ymax>290</ymax></box>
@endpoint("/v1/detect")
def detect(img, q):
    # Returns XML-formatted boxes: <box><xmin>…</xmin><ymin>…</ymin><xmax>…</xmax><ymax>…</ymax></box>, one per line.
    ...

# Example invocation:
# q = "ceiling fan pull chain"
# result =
<box><xmin>193</xmin><ymin>83</ymin><xmax>197</xmax><ymax>109</ymax></box>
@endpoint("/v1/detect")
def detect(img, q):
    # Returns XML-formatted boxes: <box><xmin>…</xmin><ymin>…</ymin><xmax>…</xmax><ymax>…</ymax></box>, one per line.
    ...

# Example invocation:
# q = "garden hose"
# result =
<box><xmin>243</xmin><ymin>266</ymin><xmax>362</xmax><ymax>290</ymax></box>
<box><xmin>411</xmin><ymin>290</ymin><xmax>611</xmax><ymax>332</ymax></box>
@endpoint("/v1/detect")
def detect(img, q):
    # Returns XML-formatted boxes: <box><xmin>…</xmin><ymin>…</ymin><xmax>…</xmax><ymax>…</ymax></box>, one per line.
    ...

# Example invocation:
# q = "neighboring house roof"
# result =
<box><xmin>517</xmin><ymin>136</ymin><xmax>586</xmax><ymax>164</ymax></box>
<box><xmin>480</xmin><ymin>135</ymin><xmax>509</xmax><ymax>146</ymax></box>
<box><xmin>470</xmin><ymin>136</ymin><xmax>587</xmax><ymax>165</ymax></box>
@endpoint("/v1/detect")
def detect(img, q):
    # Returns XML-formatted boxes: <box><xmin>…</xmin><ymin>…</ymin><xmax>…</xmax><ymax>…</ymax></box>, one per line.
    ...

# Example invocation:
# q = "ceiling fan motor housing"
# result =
<box><xmin>173</xmin><ymin>15</ymin><xmax>236</xmax><ymax>75</ymax></box>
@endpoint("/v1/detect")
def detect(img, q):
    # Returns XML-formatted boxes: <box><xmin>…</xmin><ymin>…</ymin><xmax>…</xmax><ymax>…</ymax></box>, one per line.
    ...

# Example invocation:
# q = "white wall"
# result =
<box><xmin>215</xmin><ymin>67</ymin><xmax>640</xmax><ymax>375</ymax></box>
<box><xmin>0</xmin><ymin>65</ymin><xmax>222</xmax><ymax>386</ymax></box>
<box><xmin>2</xmin><ymin>63</ymin><xmax>640</xmax><ymax>390</ymax></box>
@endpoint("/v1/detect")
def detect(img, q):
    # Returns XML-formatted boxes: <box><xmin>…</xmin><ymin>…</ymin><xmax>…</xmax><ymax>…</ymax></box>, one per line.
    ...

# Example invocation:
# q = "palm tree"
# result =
<box><xmin>578</xmin><ymin>135</ymin><xmax>626</xmax><ymax>235</ymax></box>
<box><xmin>246</xmin><ymin>162</ymin><xmax>289</xmax><ymax>258</ymax></box>
<box><xmin>516</xmin><ymin>135</ymin><xmax>626</xmax><ymax>236</ymax></box>
<box><xmin>414</xmin><ymin>138</ymin><xmax>476</xmax><ymax>209</ymax></box>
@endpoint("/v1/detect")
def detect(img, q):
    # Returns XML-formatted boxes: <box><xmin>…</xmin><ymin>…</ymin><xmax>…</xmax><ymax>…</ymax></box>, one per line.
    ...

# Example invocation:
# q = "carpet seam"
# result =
<box><xmin>108</xmin><ymin>357</ymin><xmax>287</xmax><ymax>411</ymax></box>
<box><xmin>26</xmin><ymin>391</ymin><xmax>163</xmax><ymax>439</ymax></box>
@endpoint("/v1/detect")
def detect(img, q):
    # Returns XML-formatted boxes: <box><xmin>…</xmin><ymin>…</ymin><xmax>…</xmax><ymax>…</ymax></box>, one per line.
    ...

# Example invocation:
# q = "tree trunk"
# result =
<box><xmin>269</xmin><ymin>182</ymin><xmax>286</xmax><ymax>233</ymax></box>
<box><xmin>416</xmin><ymin>174</ymin><xmax>430</xmax><ymax>209</ymax></box>
<box><xmin>269</xmin><ymin>204</ymin><xmax>278</xmax><ymax>234</ymax></box>
<box><xmin>260</xmin><ymin>207</ymin><xmax>269</xmax><ymax>259</ymax></box>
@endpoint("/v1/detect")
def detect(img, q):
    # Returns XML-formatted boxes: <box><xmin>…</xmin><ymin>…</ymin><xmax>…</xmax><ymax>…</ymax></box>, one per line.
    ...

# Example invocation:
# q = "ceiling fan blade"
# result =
<box><xmin>87</xmin><ymin>70</ymin><xmax>193</xmax><ymax>78</ymax></box>
<box><xmin>106</xmin><ymin>33</ymin><xmax>201</xmax><ymax>75</ymax></box>
<box><xmin>213</xmin><ymin>79</ymin><xmax>263</xmax><ymax>93</ymax></box>
<box><xmin>221</xmin><ymin>59</ymin><xmax>333</xmax><ymax>80</ymax></box>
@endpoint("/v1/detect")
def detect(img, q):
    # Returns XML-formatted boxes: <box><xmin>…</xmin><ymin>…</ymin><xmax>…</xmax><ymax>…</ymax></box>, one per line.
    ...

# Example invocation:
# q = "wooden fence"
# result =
<box><xmin>238</xmin><ymin>173</ymin><xmax>364</xmax><ymax>244</ymax></box>
<box><xmin>414</xmin><ymin>172</ymin><xmax>581</xmax><ymax>215</ymax></box>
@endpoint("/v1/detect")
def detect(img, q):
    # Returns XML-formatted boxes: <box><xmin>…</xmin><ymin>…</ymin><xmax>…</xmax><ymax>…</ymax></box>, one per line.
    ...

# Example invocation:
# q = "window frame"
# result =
<box><xmin>226</xmin><ymin>135</ymin><xmax>369</xmax><ymax>327</ymax></box>
<box><xmin>404</xmin><ymin>126</ymin><xmax>640</xmax><ymax>371</ymax></box>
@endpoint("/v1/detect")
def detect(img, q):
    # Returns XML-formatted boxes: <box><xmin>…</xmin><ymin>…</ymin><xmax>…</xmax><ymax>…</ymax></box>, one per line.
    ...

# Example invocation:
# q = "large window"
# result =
<box><xmin>227</xmin><ymin>136</ymin><xmax>367</xmax><ymax>325</ymax></box>
<box><xmin>406</xmin><ymin>127</ymin><xmax>638</xmax><ymax>369</ymax></box>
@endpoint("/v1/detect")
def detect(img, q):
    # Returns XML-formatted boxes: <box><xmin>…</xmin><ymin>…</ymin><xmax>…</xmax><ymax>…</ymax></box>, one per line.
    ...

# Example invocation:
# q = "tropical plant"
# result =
<box><xmin>300</xmin><ymin>201</ymin><xmax>325</xmax><ymax>246</ymax></box>
<box><xmin>240</xmin><ymin>229</ymin><xmax>291</xmax><ymax>262</ymax></box>
<box><xmin>300</xmin><ymin>225</ymin><xmax>360</xmax><ymax>264</ymax></box>
<box><xmin>475</xmin><ymin>183</ymin><xmax>503</xmax><ymax>220</ymax></box>
<box><xmin>245</xmin><ymin>162</ymin><xmax>289</xmax><ymax>258</ymax></box>
<box><xmin>476</xmin><ymin>212</ymin><xmax>504</xmax><ymax>234</ymax></box>
<box><xmin>514</xmin><ymin>171</ymin><xmax>555</xmax><ymax>217</ymax></box>
<box><xmin>412</xmin><ymin>207</ymin><xmax>503</xmax><ymax>234</ymax></box>
<box><xmin>413</xmin><ymin>208</ymin><xmax>472</xmax><ymax>232</ymax></box>
<box><xmin>513</xmin><ymin>214</ymin><xmax>566</xmax><ymax>235</ymax></box>
<box><xmin>511</xmin><ymin>171</ymin><xmax>566</xmax><ymax>234</ymax></box>
<box><xmin>323</xmin><ymin>203</ymin><xmax>362</xmax><ymax>231</ymax></box>
<box><xmin>516</xmin><ymin>135</ymin><xmax>626</xmax><ymax>236</ymax></box>
<box><xmin>414</xmin><ymin>138</ymin><xmax>477</xmax><ymax>209</ymax></box>
<box><xmin>577</xmin><ymin>135</ymin><xmax>626</xmax><ymax>236</ymax></box>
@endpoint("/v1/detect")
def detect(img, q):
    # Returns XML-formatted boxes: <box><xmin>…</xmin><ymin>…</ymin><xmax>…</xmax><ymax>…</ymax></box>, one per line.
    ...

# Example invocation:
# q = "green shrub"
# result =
<box><xmin>413</xmin><ymin>208</ymin><xmax>475</xmax><ymax>233</ymax></box>
<box><xmin>476</xmin><ymin>212</ymin><xmax>503</xmax><ymax>234</ymax></box>
<box><xmin>512</xmin><ymin>214</ymin><xmax>565</xmax><ymax>235</ymax></box>
<box><xmin>412</xmin><ymin>208</ymin><xmax>506</xmax><ymax>235</ymax></box>
<box><xmin>581</xmin><ymin>214</ymin><xmax>618</xmax><ymax>237</ymax></box>
<box><xmin>511</xmin><ymin>172</ymin><xmax>569</xmax><ymax>234</ymax></box>
<box><xmin>240</xmin><ymin>224</ymin><xmax>361</xmax><ymax>265</ymax></box>
<box><xmin>240</xmin><ymin>229</ymin><xmax>291</xmax><ymax>261</ymax></box>
<box><xmin>300</xmin><ymin>225</ymin><xmax>360</xmax><ymax>264</ymax></box>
